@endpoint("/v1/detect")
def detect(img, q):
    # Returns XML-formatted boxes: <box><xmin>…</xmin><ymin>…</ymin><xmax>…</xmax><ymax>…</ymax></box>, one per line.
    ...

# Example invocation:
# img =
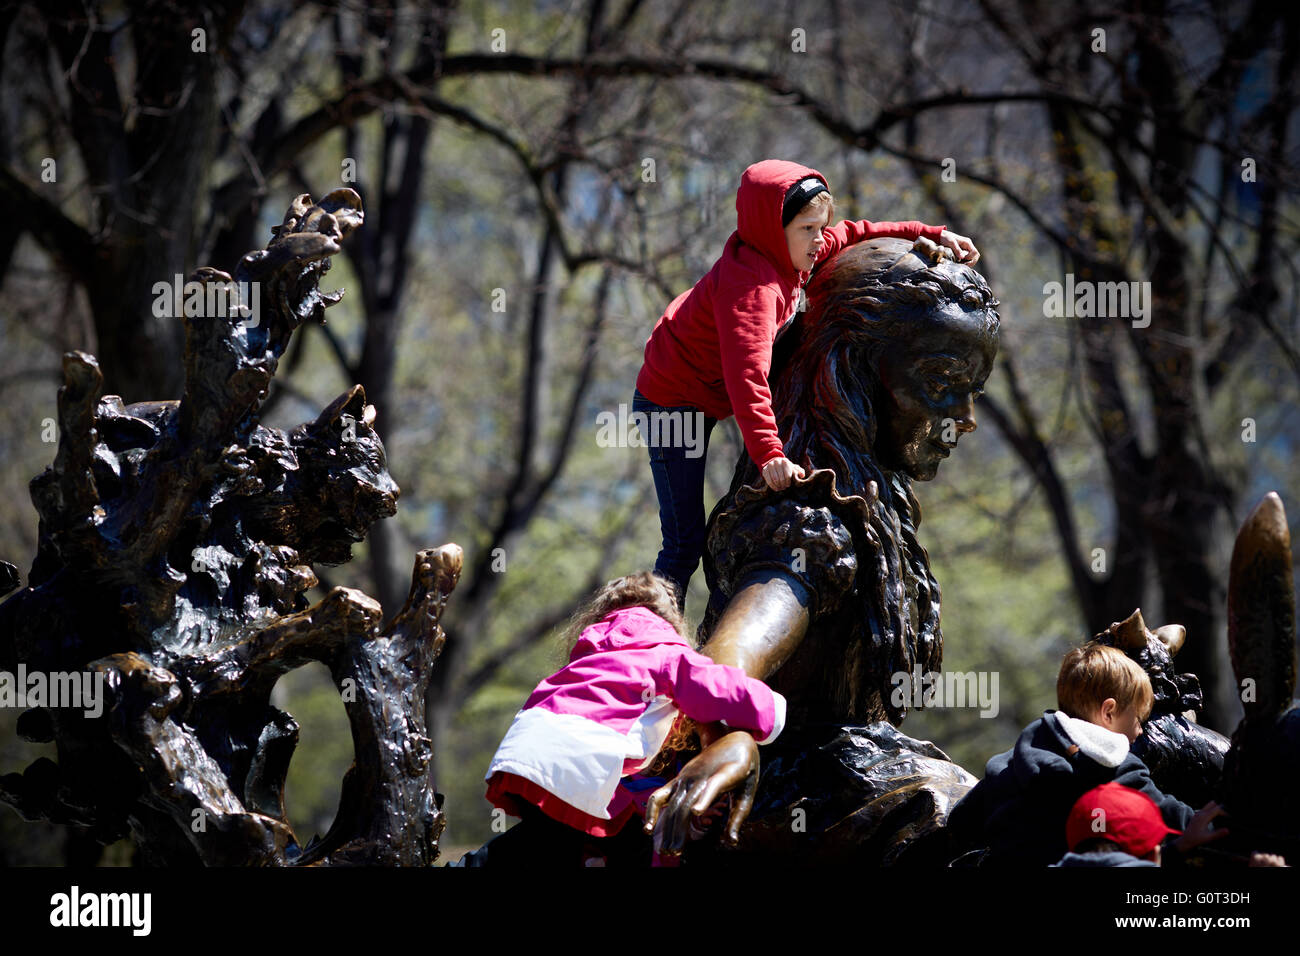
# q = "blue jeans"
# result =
<box><xmin>632</xmin><ymin>389</ymin><xmax>718</xmax><ymax>608</ymax></box>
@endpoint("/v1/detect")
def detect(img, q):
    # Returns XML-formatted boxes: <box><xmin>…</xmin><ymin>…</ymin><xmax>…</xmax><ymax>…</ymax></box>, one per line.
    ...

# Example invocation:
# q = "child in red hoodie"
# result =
<box><xmin>633</xmin><ymin>159</ymin><xmax>979</xmax><ymax>607</ymax></box>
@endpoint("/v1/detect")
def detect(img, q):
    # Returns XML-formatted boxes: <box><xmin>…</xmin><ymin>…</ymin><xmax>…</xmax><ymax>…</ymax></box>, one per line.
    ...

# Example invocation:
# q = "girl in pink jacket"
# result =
<box><xmin>480</xmin><ymin>572</ymin><xmax>785</xmax><ymax>864</ymax></box>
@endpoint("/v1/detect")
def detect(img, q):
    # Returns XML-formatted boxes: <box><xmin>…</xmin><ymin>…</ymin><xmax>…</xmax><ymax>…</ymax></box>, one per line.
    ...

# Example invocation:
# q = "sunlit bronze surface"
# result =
<box><xmin>1221</xmin><ymin>493</ymin><xmax>1300</xmax><ymax>859</ymax></box>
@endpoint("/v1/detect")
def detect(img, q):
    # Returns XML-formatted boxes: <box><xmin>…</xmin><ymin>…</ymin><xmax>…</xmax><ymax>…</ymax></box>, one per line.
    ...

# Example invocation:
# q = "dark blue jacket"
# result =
<box><xmin>947</xmin><ymin>711</ymin><xmax>1194</xmax><ymax>867</ymax></box>
<box><xmin>1053</xmin><ymin>850</ymin><xmax>1157</xmax><ymax>867</ymax></box>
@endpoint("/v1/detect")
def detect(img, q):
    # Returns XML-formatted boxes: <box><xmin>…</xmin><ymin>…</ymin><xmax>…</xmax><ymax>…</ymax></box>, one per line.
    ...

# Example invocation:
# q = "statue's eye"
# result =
<box><xmin>925</xmin><ymin>377</ymin><xmax>949</xmax><ymax>398</ymax></box>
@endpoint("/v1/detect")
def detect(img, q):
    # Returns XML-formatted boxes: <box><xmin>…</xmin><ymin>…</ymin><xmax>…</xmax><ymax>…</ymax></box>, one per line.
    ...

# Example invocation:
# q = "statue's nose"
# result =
<box><xmin>954</xmin><ymin>400</ymin><xmax>977</xmax><ymax>433</ymax></box>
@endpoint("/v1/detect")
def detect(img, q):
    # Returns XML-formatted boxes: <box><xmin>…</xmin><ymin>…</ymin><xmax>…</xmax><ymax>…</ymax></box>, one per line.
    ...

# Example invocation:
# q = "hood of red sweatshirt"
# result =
<box><xmin>735</xmin><ymin>160</ymin><xmax>829</xmax><ymax>276</ymax></box>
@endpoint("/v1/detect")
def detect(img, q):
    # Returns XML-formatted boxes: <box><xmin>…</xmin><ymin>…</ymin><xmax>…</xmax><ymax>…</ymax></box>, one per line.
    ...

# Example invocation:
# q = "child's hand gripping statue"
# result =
<box><xmin>633</xmin><ymin>159</ymin><xmax>980</xmax><ymax>607</ymax></box>
<box><xmin>467</xmin><ymin>573</ymin><xmax>784</xmax><ymax>867</ymax></box>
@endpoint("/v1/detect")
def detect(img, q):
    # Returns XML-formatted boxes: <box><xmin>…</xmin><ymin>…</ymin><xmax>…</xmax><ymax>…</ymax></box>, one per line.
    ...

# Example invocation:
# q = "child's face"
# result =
<box><xmin>1111</xmin><ymin>705</ymin><xmax>1144</xmax><ymax>744</ymax></box>
<box><xmin>1092</xmin><ymin>698</ymin><xmax>1145</xmax><ymax>743</ymax></box>
<box><xmin>784</xmin><ymin>206</ymin><xmax>831</xmax><ymax>272</ymax></box>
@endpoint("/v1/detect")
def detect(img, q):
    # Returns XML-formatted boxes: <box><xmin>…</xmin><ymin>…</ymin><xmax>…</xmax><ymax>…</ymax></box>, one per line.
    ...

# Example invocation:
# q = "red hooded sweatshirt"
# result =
<box><xmin>635</xmin><ymin>160</ymin><xmax>945</xmax><ymax>467</ymax></box>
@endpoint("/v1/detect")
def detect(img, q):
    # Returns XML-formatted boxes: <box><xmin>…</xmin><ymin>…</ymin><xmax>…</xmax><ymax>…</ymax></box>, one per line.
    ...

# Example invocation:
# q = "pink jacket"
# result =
<box><xmin>485</xmin><ymin>605</ymin><xmax>786</xmax><ymax>830</ymax></box>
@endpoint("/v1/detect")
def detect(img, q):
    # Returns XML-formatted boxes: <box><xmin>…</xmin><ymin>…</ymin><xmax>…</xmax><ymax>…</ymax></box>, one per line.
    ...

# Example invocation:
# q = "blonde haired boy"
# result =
<box><xmin>947</xmin><ymin>642</ymin><xmax>1196</xmax><ymax>866</ymax></box>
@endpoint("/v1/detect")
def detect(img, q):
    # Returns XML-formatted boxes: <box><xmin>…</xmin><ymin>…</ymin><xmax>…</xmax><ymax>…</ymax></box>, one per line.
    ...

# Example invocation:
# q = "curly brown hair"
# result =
<box><xmin>557</xmin><ymin>572</ymin><xmax>702</xmax><ymax>774</ymax></box>
<box><xmin>558</xmin><ymin>572</ymin><xmax>690</xmax><ymax>660</ymax></box>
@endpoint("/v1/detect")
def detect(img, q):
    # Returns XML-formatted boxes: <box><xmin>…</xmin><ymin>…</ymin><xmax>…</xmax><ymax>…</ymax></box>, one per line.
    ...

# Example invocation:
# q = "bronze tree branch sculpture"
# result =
<box><xmin>0</xmin><ymin>189</ymin><xmax>460</xmax><ymax>865</ymax></box>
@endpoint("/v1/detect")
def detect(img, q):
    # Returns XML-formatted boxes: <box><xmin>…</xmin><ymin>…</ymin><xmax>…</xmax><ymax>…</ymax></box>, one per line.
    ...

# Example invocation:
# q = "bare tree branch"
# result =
<box><xmin>0</xmin><ymin>166</ymin><xmax>95</xmax><ymax>283</ymax></box>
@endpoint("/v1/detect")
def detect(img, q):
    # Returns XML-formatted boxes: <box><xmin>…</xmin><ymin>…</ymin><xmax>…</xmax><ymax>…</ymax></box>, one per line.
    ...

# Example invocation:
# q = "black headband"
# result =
<box><xmin>782</xmin><ymin>177</ymin><xmax>828</xmax><ymax>225</ymax></box>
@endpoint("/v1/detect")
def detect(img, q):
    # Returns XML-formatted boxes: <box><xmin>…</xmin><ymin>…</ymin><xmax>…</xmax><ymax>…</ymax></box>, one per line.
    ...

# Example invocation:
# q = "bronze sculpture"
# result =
<box><xmin>650</xmin><ymin>238</ymin><xmax>1296</xmax><ymax>865</ymax></box>
<box><xmin>649</xmin><ymin>237</ymin><xmax>1000</xmax><ymax>863</ymax></box>
<box><xmin>0</xmin><ymin>190</ymin><xmax>460</xmax><ymax>865</ymax></box>
<box><xmin>1219</xmin><ymin>493</ymin><xmax>1299</xmax><ymax>861</ymax></box>
<box><xmin>1083</xmin><ymin>498</ymin><xmax>1300</xmax><ymax>864</ymax></box>
<box><xmin>2</xmin><ymin>191</ymin><xmax>1291</xmax><ymax>867</ymax></box>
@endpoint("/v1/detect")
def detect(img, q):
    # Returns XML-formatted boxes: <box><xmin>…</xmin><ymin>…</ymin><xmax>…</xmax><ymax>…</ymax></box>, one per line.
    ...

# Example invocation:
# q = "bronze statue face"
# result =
<box><xmin>874</xmin><ymin>300</ymin><xmax>997</xmax><ymax>480</ymax></box>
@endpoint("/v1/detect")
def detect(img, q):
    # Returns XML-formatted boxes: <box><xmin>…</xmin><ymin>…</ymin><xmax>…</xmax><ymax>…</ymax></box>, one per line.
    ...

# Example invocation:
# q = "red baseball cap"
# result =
<box><xmin>1066</xmin><ymin>783</ymin><xmax>1182</xmax><ymax>858</ymax></box>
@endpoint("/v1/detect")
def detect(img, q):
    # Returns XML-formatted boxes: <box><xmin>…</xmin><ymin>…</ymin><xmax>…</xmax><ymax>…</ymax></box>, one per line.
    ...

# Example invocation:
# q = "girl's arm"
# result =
<box><xmin>654</xmin><ymin>569</ymin><xmax>812</xmax><ymax>745</ymax></box>
<box><xmin>663</xmin><ymin>647</ymin><xmax>787</xmax><ymax>745</ymax></box>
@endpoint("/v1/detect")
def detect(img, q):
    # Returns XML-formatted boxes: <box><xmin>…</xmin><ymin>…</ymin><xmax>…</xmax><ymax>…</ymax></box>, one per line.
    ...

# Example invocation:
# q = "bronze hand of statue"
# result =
<box><xmin>644</xmin><ymin>730</ymin><xmax>760</xmax><ymax>856</ymax></box>
<box><xmin>642</xmin><ymin>570</ymin><xmax>811</xmax><ymax>858</ymax></box>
